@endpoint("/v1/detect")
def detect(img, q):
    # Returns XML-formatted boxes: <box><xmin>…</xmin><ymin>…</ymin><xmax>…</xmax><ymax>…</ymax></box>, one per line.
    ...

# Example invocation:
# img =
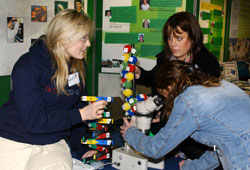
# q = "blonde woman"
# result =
<box><xmin>0</xmin><ymin>9</ymin><xmax>107</xmax><ymax>170</ymax></box>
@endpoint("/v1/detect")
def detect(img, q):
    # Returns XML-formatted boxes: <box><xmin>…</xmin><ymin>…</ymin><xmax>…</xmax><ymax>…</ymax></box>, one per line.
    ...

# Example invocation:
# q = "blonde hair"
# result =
<box><xmin>44</xmin><ymin>9</ymin><xmax>93</xmax><ymax>95</ymax></box>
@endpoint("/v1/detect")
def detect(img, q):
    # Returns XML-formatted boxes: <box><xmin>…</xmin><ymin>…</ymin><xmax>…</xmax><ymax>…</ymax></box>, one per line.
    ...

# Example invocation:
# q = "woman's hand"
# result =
<box><xmin>152</xmin><ymin>111</ymin><xmax>161</xmax><ymax>123</ymax></box>
<box><xmin>134</xmin><ymin>66</ymin><xmax>141</xmax><ymax>79</ymax></box>
<box><xmin>179</xmin><ymin>160</ymin><xmax>185</xmax><ymax>170</ymax></box>
<box><xmin>120</xmin><ymin>117</ymin><xmax>134</xmax><ymax>137</ymax></box>
<box><xmin>81</xmin><ymin>150</ymin><xmax>97</xmax><ymax>159</ymax></box>
<box><xmin>79</xmin><ymin>100</ymin><xmax>108</xmax><ymax>121</ymax></box>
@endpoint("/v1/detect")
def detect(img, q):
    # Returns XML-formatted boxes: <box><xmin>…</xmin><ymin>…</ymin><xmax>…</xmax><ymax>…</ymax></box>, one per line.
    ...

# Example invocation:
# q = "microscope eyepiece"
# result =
<box><xmin>153</xmin><ymin>96</ymin><xmax>164</xmax><ymax>107</ymax></box>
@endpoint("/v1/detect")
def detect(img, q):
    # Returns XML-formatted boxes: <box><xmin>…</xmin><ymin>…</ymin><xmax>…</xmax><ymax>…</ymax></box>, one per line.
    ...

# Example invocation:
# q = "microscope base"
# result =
<box><xmin>112</xmin><ymin>147</ymin><xmax>164</xmax><ymax>170</ymax></box>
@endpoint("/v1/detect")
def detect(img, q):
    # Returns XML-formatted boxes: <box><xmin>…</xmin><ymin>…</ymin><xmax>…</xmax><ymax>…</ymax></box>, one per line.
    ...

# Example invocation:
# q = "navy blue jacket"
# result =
<box><xmin>0</xmin><ymin>39</ymin><xmax>89</xmax><ymax>158</ymax></box>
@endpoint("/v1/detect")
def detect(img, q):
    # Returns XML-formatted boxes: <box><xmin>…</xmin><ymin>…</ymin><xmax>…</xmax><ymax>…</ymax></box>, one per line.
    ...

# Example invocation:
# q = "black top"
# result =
<box><xmin>136</xmin><ymin>46</ymin><xmax>221</xmax><ymax>96</ymax></box>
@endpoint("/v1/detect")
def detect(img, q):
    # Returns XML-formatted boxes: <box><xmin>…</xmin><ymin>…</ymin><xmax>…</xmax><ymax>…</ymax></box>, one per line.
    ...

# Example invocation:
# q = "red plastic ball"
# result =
<box><xmin>123</xmin><ymin>45</ymin><xmax>132</xmax><ymax>53</ymax></box>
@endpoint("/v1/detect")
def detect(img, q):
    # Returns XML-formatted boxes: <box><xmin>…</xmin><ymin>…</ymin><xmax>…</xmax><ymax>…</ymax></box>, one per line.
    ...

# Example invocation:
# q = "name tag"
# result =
<box><xmin>68</xmin><ymin>72</ymin><xmax>80</xmax><ymax>87</ymax></box>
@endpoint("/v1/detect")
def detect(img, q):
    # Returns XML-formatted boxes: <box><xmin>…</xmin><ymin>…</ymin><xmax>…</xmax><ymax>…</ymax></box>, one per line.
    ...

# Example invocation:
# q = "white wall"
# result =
<box><xmin>98</xmin><ymin>73</ymin><xmax>124</xmax><ymax>98</ymax></box>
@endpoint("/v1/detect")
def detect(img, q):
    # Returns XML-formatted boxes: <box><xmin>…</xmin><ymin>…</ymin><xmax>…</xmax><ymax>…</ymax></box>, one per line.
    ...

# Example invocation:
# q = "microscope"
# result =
<box><xmin>112</xmin><ymin>96</ymin><xmax>165</xmax><ymax>170</ymax></box>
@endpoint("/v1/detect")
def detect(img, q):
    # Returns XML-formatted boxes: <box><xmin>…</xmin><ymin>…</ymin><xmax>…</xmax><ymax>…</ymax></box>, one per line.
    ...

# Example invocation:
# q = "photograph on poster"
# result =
<box><xmin>7</xmin><ymin>17</ymin><xmax>24</xmax><ymax>43</ymax></box>
<box><xmin>142</xmin><ymin>19</ymin><xmax>150</xmax><ymax>28</ymax></box>
<box><xmin>228</xmin><ymin>38</ymin><xmax>250</xmax><ymax>63</ymax></box>
<box><xmin>102</xmin><ymin>59</ymin><xmax>113</xmax><ymax>68</ymax></box>
<box><xmin>140</xmin><ymin>0</ymin><xmax>150</xmax><ymax>11</ymax></box>
<box><xmin>105</xmin><ymin>10</ymin><xmax>112</xmax><ymax>18</ymax></box>
<box><xmin>138</xmin><ymin>33</ymin><xmax>144</xmax><ymax>42</ymax></box>
<box><xmin>31</xmin><ymin>5</ymin><xmax>47</xmax><ymax>22</ymax></box>
<box><xmin>55</xmin><ymin>1</ymin><xmax>68</xmax><ymax>15</ymax></box>
<box><xmin>222</xmin><ymin>61</ymin><xmax>239</xmax><ymax>81</ymax></box>
<box><xmin>112</xmin><ymin>59</ymin><xmax>122</xmax><ymax>68</ymax></box>
<box><xmin>75</xmin><ymin>0</ymin><xmax>84</xmax><ymax>13</ymax></box>
<box><xmin>101</xmin><ymin>59</ymin><xmax>122</xmax><ymax>69</ymax></box>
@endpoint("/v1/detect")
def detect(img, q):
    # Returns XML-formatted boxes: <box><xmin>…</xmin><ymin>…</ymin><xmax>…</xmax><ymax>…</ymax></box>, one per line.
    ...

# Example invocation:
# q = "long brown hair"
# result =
<box><xmin>155</xmin><ymin>60</ymin><xmax>221</xmax><ymax>122</ymax></box>
<box><xmin>162</xmin><ymin>12</ymin><xmax>203</xmax><ymax>60</ymax></box>
<box><xmin>44</xmin><ymin>9</ymin><xmax>93</xmax><ymax>95</ymax></box>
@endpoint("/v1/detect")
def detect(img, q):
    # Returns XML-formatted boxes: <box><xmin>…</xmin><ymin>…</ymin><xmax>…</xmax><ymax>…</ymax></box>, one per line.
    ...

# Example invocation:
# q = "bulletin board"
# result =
<box><xmin>0</xmin><ymin>0</ymin><xmax>91</xmax><ymax>106</ymax></box>
<box><xmin>101</xmin><ymin>0</ymin><xmax>187</xmax><ymax>73</ymax></box>
<box><xmin>0</xmin><ymin>0</ymin><xmax>87</xmax><ymax>76</ymax></box>
<box><xmin>227</xmin><ymin>0</ymin><xmax>250</xmax><ymax>63</ymax></box>
<box><xmin>198</xmin><ymin>0</ymin><xmax>227</xmax><ymax>62</ymax></box>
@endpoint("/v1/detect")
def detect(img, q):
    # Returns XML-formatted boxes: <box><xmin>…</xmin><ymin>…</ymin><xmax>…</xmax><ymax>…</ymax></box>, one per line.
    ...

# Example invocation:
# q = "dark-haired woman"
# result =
<box><xmin>135</xmin><ymin>12</ymin><xmax>221</xmax><ymax>163</ymax></box>
<box><xmin>135</xmin><ymin>11</ymin><xmax>220</xmax><ymax>96</ymax></box>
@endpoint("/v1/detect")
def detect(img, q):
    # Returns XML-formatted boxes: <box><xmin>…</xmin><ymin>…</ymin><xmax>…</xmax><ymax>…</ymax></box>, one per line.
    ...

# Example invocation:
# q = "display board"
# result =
<box><xmin>198</xmin><ymin>0</ymin><xmax>227</xmax><ymax>62</ymax></box>
<box><xmin>101</xmin><ymin>0</ymin><xmax>186</xmax><ymax>73</ymax></box>
<box><xmin>0</xmin><ymin>0</ymin><xmax>89</xmax><ymax>106</ymax></box>
<box><xmin>227</xmin><ymin>0</ymin><xmax>250</xmax><ymax>63</ymax></box>
<box><xmin>0</xmin><ymin>0</ymin><xmax>87</xmax><ymax>76</ymax></box>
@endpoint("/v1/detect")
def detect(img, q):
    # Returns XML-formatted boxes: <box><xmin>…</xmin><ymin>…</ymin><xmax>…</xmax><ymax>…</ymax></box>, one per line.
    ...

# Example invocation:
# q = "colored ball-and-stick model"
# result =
<box><xmin>120</xmin><ymin>45</ymin><xmax>148</xmax><ymax>117</ymax></box>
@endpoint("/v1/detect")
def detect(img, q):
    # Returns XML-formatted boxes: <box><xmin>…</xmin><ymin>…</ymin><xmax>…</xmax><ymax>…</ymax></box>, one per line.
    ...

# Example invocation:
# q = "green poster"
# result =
<box><xmin>238</xmin><ymin>1</ymin><xmax>250</xmax><ymax>38</ymax></box>
<box><xmin>199</xmin><ymin>0</ymin><xmax>226</xmax><ymax>61</ymax></box>
<box><xmin>102</xmin><ymin>0</ymin><xmax>186</xmax><ymax>73</ymax></box>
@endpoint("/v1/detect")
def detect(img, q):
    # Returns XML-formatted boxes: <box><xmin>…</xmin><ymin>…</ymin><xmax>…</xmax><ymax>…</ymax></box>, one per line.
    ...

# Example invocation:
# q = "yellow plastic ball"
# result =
<box><xmin>123</xmin><ymin>89</ymin><xmax>133</xmax><ymax>97</ymax></box>
<box><xmin>125</xmin><ymin>72</ymin><xmax>134</xmax><ymax>81</ymax></box>
<box><xmin>121</xmin><ymin>54</ymin><xmax>130</xmax><ymax>62</ymax></box>
<box><xmin>122</xmin><ymin>102</ymin><xmax>131</xmax><ymax>111</ymax></box>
